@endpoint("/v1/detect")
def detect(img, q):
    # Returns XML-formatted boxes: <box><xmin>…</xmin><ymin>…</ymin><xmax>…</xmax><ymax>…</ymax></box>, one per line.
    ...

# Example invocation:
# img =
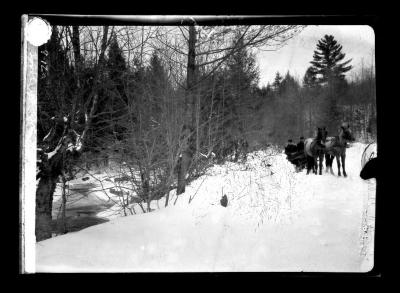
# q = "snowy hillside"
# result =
<box><xmin>36</xmin><ymin>143</ymin><xmax>376</xmax><ymax>272</ymax></box>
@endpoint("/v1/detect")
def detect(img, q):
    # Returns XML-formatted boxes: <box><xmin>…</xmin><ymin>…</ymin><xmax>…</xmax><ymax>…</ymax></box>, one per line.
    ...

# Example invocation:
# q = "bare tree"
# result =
<box><xmin>154</xmin><ymin>25</ymin><xmax>304</xmax><ymax>195</ymax></box>
<box><xmin>36</xmin><ymin>26</ymin><xmax>112</xmax><ymax>241</ymax></box>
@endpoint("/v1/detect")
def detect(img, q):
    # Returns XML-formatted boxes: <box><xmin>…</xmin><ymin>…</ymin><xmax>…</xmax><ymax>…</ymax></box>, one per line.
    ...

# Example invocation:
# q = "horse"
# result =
<box><xmin>304</xmin><ymin>127</ymin><xmax>327</xmax><ymax>175</ymax></box>
<box><xmin>323</xmin><ymin>123</ymin><xmax>355</xmax><ymax>177</ymax></box>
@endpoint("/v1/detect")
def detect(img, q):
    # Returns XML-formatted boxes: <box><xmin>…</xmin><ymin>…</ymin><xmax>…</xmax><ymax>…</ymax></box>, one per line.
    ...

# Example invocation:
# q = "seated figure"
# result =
<box><xmin>284</xmin><ymin>139</ymin><xmax>297</xmax><ymax>155</ymax></box>
<box><xmin>296</xmin><ymin>136</ymin><xmax>305</xmax><ymax>152</ymax></box>
<box><xmin>285</xmin><ymin>138</ymin><xmax>307</xmax><ymax>171</ymax></box>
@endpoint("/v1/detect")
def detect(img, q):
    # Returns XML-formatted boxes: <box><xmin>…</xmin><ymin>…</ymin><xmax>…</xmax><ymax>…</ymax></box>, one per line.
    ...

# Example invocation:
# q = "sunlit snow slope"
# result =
<box><xmin>36</xmin><ymin>143</ymin><xmax>376</xmax><ymax>272</ymax></box>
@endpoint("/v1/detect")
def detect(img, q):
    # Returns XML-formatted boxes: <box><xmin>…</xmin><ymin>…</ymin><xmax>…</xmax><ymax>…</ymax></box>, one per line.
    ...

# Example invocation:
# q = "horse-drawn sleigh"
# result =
<box><xmin>285</xmin><ymin>123</ymin><xmax>355</xmax><ymax>177</ymax></box>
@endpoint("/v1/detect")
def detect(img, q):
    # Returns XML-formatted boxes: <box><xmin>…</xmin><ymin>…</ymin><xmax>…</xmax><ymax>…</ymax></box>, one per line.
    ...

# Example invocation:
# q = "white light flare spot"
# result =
<box><xmin>26</xmin><ymin>17</ymin><xmax>52</xmax><ymax>47</ymax></box>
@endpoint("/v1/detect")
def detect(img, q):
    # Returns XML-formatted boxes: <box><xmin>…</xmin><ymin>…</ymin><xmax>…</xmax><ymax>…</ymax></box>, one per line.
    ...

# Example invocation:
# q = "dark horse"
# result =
<box><xmin>324</xmin><ymin>123</ymin><xmax>355</xmax><ymax>177</ymax></box>
<box><xmin>304</xmin><ymin>127</ymin><xmax>327</xmax><ymax>175</ymax></box>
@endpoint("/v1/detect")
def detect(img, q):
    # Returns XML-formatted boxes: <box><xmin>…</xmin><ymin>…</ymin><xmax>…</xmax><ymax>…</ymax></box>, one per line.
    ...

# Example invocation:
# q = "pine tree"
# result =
<box><xmin>274</xmin><ymin>71</ymin><xmax>301</xmax><ymax>142</ymax></box>
<box><xmin>221</xmin><ymin>38</ymin><xmax>259</xmax><ymax>160</ymax></box>
<box><xmin>308</xmin><ymin>35</ymin><xmax>353</xmax><ymax>132</ymax></box>
<box><xmin>94</xmin><ymin>35</ymin><xmax>128</xmax><ymax>143</ymax></box>
<box><xmin>280</xmin><ymin>71</ymin><xmax>299</xmax><ymax>96</ymax></box>
<box><xmin>225</xmin><ymin>37</ymin><xmax>259</xmax><ymax>93</ymax></box>
<box><xmin>147</xmin><ymin>52</ymin><xmax>168</xmax><ymax>101</ymax></box>
<box><xmin>272</xmin><ymin>72</ymin><xmax>283</xmax><ymax>93</ymax></box>
<box><xmin>145</xmin><ymin>51</ymin><xmax>170</xmax><ymax>131</ymax></box>
<box><xmin>303</xmin><ymin>66</ymin><xmax>318</xmax><ymax>89</ymax></box>
<box><xmin>310</xmin><ymin>35</ymin><xmax>352</xmax><ymax>84</ymax></box>
<box><xmin>107</xmin><ymin>36</ymin><xmax>127</xmax><ymax>92</ymax></box>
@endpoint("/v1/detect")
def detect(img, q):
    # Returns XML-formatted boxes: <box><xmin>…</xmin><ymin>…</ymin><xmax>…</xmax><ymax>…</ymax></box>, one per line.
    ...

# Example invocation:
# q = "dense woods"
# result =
<box><xmin>36</xmin><ymin>26</ymin><xmax>376</xmax><ymax>241</ymax></box>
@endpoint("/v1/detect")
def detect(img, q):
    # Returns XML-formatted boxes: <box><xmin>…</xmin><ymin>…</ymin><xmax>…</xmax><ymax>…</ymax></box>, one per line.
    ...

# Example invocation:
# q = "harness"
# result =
<box><xmin>305</xmin><ymin>138</ymin><xmax>324</xmax><ymax>157</ymax></box>
<box><xmin>325</xmin><ymin>135</ymin><xmax>348</xmax><ymax>154</ymax></box>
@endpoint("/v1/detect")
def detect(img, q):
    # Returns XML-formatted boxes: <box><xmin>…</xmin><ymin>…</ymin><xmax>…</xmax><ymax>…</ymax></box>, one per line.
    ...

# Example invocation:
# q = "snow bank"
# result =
<box><xmin>37</xmin><ymin>143</ymin><xmax>376</xmax><ymax>272</ymax></box>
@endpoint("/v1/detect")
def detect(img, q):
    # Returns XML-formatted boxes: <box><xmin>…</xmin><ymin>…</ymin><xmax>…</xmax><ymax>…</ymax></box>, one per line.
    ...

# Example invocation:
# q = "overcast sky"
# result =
<box><xmin>256</xmin><ymin>25</ymin><xmax>375</xmax><ymax>87</ymax></box>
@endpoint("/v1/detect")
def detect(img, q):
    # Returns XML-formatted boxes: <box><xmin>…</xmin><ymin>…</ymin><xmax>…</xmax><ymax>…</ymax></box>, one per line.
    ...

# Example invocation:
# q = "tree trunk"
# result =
<box><xmin>208</xmin><ymin>76</ymin><xmax>215</xmax><ymax>151</ymax></box>
<box><xmin>70</xmin><ymin>26</ymin><xmax>82</xmax><ymax>125</ymax></box>
<box><xmin>196</xmin><ymin>91</ymin><xmax>200</xmax><ymax>157</ymax></box>
<box><xmin>177</xmin><ymin>25</ymin><xmax>197</xmax><ymax>195</ymax></box>
<box><xmin>177</xmin><ymin>150</ymin><xmax>191</xmax><ymax>195</ymax></box>
<box><xmin>60</xmin><ymin>173</ymin><xmax>67</xmax><ymax>234</ymax></box>
<box><xmin>71</xmin><ymin>26</ymin><xmax>81</xmax><ymax>68</ymax></box>
<box><xmin>36</xmin><ymin>174</ymin><xmax>58</xmax><ymax>241</ymax></box>
<box><xmin>36</xmin><ymin>145</ymin><xmax>65</xmax><ymax>241</ymax></box>
<box><xmin>165</xmin><ymin>190</ymin><xmax>170</xmax><ymax>207</ymax></box>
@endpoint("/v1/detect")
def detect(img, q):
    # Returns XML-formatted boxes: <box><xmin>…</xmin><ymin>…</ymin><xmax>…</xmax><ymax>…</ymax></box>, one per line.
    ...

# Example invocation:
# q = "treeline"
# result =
<box><xmin>254</xmin><ymin>35</ymin><xmax>376</xmax><ymax>145</ymax></box>
<box><xmin>255</xmin><ymin>66</ymin><xmax>376</xmax><ymax>145</ymax></box>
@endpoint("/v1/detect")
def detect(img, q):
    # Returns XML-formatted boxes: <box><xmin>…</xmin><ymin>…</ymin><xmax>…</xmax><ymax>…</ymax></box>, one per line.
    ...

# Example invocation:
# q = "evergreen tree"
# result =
<box><xmin>310</xmin><ymin>35</ymin><xmax>352</xmax><ymax>84</ymax></box>
<box><xmin>308</xmin><ymin>35</ymin><xmax>353</xmax><ymax>132</ymax></box>
<box><xmin>303</xmin><ymin>66</ymin><xmax>318</xmax><ymax>89</ymax></box>
<box><xmin>107</xmin><ymin>35</ymin><xmax>127</xmax><ymax>94</ymax></box>
<box><xmin>272</xmin><ymin>72</ymin><xmax>283</xmax><ymax>93</ymax></box>
<box><xmin>145</xmin><ymin>51</ymin><xmax>171</xmax><ymax>138</ymax></box>
<box><xmin>146</xmin><ymin>51</ymin><xmax>169</xmax><ymax>110</ymax></box>
<box><xmin>221</xmin><ymin>38</ymin><xmax>259</xmax><ymax>160</ymax></box>
<box><xmin>274</xmin><ymin>71</ymin><xmax>301</xmax><ymax>142</ymax></box>
<box><xmin>280</xmin><ymin>71</ymin><xmax>300</xmax><ymax>96</ymax></box>
<box><xmin>225</xmin><ymin>37</ymin><xmax>259</xmax><ymax>92</ymax></box>
<box><xmin>93</xmin><ymin>35</ymin><xmax>128</xmax><ymax>144</ymax></box>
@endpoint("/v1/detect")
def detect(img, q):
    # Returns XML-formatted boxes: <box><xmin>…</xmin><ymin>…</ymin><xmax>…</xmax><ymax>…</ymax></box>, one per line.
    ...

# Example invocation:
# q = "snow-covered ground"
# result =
<box><xmin>36</xmin><ymin>143</ymin><xmax>376</xmax><ymax>272</ymax></box>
